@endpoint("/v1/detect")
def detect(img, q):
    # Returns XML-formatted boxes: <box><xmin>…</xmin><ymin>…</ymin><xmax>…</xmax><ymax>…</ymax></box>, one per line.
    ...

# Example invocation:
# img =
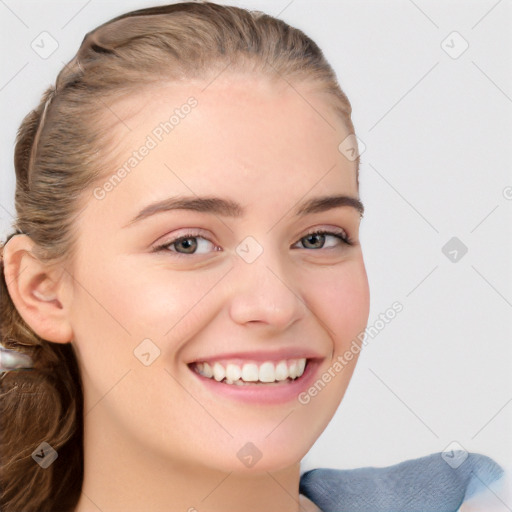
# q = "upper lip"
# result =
<box><xmin>188</xmin><ymin>348</ymin><xmax>325</xmax><ymax>364</ymax></box>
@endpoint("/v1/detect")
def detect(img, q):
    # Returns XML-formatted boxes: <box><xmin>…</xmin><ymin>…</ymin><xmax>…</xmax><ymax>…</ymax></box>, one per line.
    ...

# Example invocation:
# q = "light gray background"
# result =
<box><xmin>1</xmin><ymin>0</ymin><xmax>511</xmax><ymax>491</ymax></box>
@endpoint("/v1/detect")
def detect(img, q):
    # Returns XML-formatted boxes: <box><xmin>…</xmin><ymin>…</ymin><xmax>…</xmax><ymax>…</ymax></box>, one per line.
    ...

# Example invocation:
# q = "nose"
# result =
<box><xmin>228</xmin><ymin>245</ymin><xmax>306</xmax><ymax>332</ymax></box>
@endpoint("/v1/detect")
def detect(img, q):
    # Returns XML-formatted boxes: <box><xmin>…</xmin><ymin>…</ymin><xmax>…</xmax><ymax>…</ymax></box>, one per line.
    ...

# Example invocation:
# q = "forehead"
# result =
<box><xmin>113</xmin><ymin>75</ymin><xmax>353</xmax><ymax>158</ymax></box>
<box><xmin>87</xmin><ymin>75</ymin><xmax>358</xmax><ymax>225</ymax></box>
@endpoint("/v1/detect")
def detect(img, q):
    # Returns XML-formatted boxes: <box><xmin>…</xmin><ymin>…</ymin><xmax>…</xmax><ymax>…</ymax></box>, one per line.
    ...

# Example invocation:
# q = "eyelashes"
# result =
<box><xmin>294</xmin><ymin>228</ymin><xmax>352</xmax><ymax>249</ymax></box>
<box><xmin>152</xmin><ymin>228</ymin><xmax>353</xmax><ymax>258</ymax></box>
<box><xmin>155</xmin><ymin>233</ymin><xmax>218</xmax><ymax>257</ymax></box>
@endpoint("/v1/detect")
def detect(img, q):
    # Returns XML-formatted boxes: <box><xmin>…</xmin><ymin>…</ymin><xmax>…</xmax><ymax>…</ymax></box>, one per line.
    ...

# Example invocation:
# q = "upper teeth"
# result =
<box><xmin>193</xmin><ymin>358</ymin><xmax>307</xmax><ymax>384</ymax></box>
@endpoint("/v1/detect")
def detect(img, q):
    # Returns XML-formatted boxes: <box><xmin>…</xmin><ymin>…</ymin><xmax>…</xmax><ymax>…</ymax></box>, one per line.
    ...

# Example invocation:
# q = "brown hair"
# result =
<box><xmin>0</xmin><ymin>2</ymin><xmax>357</xmax><ymax>510</ymax></box>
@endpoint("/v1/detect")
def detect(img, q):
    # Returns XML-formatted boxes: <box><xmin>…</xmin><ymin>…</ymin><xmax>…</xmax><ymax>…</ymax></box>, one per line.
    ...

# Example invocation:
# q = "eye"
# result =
<box><xmin>153</xmin><ymin>232</ymin><xmax>219</xmax><ymax>256</ymax></box>
<box><xmin>293</xmin><ymin>229</ymin><xmax>352</xmax><ymax>250</ymax></box>
<box><xmin>153</xmin><ymin>227</ymin><xmax>352</xmax><ymax>257</ymax></box>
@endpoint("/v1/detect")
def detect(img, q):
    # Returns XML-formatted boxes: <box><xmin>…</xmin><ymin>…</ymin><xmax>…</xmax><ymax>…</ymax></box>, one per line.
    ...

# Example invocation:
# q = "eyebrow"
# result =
<box><xmin>124</xmin><ymin>194</ymin><xmax>364</xmax><ymax>227</ymax></box>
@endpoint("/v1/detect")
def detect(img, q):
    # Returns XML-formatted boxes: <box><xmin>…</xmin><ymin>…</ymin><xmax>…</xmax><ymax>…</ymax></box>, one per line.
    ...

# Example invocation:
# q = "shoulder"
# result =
<box><xmin>299</xmin><ymin>451</ymin><xmax>505</xmax><ymax>512</ymax></box>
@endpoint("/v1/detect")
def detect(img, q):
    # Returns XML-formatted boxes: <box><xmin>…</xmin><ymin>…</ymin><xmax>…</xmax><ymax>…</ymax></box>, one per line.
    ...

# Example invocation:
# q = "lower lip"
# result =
<box><xmin>188</xmin><ymin>359</ymin><xmax>323</xmax><ymax>405</ymax></box>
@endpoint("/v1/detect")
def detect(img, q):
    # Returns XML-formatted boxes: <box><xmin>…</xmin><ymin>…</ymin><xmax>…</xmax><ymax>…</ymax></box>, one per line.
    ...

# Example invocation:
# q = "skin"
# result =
<box><xmin>4</xmin><ymin>74</ymin><xmax>370</xmax><ymax>512</ymax></box>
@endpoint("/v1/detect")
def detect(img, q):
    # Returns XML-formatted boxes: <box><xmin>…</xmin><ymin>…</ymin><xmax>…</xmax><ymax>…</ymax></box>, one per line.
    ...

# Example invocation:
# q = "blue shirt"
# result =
<box><xmin>299</xmin><ymin>451</ymin><xmax>505</xmax><ymax>512</ymax></box>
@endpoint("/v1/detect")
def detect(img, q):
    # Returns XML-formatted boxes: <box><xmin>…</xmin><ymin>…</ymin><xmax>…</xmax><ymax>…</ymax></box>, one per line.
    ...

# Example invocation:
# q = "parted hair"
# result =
<box><xmin>0</xmin><ymin>2</ymin><xmax>356</xmax><ymax>510</ymax></box>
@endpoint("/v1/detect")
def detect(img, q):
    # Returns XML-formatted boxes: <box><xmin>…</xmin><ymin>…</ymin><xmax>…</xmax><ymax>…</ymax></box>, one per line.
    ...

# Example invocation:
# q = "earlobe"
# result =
<box><xmin>2</xmin><ymin>234</ymin><xmax>73</xmax><ymax>344</ymax></box>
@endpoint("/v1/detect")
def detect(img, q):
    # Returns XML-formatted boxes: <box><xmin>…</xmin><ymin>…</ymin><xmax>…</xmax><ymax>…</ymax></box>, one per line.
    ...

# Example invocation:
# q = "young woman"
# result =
<box><xmin>0</xmin><ymin>2</ymin><xmax>505</xmax><ymax>511</ymax></box>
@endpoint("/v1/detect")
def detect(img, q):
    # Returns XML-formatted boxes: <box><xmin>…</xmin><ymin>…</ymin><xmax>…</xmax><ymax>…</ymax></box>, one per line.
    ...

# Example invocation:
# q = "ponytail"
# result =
<box><xmin>0</xmin><ymin>235</ymin><xmax>84</xmax><ymax>511</ymax></box>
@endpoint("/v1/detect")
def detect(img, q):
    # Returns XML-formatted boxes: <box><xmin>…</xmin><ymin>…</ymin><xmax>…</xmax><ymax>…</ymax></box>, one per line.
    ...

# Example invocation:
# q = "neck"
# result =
<box><xmin>73</xmin><ymin>411</ymin><xmax>317</xmax><ymax>512</ymax></box>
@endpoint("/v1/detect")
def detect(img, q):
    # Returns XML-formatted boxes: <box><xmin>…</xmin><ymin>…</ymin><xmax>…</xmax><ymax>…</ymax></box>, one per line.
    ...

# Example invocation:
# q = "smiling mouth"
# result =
<box><xmin>188</xmin><ymin>358</ymin><xmax>309</xmax><ymax>386</ymax></box>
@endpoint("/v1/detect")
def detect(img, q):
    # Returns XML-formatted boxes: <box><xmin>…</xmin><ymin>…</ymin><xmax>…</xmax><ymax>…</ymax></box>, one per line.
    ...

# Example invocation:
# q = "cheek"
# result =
<box><xmin>308</xmin><ymin>259</ymin><xmax>370</xmax><ymax>344</ymax></box>
<box><xmin>294</xmin><ymin>260</ymin><xmax>369</xmax><ymax>423</ymax></box>
<box><xmin>69</xmin><ymin>259</ymin><xmax>223</xmax><ymax>433</ymax></box>
<box><xmin>114</xmin><ymin>262</ymin><xmax>227</xmax><ymax>341</ymax></box>
<box><xmin>70</xmin><ymin>258</ymin><xmax>225</xmax><ymax>361</ymax></box>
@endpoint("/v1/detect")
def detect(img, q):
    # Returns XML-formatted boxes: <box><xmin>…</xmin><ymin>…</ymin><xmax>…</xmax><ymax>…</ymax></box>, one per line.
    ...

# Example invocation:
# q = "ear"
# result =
<box><xmin>2</xmin><ymin>234</ymin><xmax>73</xmax><ymax>344</ymax></box>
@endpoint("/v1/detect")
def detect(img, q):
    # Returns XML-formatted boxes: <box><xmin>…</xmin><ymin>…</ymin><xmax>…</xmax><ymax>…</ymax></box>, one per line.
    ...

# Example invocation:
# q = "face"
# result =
<box><xmin>67</xmin><ymin>74</ymin><xmax>370</xmax><ymax>473</ymax></box>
